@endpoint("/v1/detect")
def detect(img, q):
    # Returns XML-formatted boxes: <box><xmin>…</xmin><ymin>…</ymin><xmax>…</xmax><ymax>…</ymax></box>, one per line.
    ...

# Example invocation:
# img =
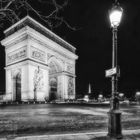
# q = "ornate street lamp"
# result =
<box><xmin>107</xmin><ymin>0</ymin><xmax>123</xmax><ymax>138</ymax></box>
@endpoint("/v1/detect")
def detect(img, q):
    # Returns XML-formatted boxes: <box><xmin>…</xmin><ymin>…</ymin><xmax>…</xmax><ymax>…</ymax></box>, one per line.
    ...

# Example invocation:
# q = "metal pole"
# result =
<box><xmin>107</xmin><ymin>26</ymin><xmax>122</xmax><ymax>138</ymax></box>
<box><xmin>111</xmin><ymin>27</ymin><xmax>118</xmax><ymax>109</ymax></box>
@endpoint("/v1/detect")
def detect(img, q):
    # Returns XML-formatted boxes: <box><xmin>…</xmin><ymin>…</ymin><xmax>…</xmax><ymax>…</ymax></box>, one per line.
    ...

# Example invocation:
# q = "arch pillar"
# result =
<box><xmin>59</xmin><ymin>72</ymin><xmax>75</xmax><ymax>100</ymax></box>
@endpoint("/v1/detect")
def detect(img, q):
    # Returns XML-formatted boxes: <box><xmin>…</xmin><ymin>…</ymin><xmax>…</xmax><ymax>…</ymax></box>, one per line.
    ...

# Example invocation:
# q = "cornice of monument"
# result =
<box><xmin>1</xmin><ymin>26</ymin><xmax>29</xmax><ymax>49</ymax></box>
<box><xmin>3</xmin><ymin>16</ymin><xmax>76</xmax><ymax>53</ymax></box>
<box><xmin>5</xmin><ymin>59</ymin><xmax>49</xmax><ymax>70</ymax></box>
<box><xmin>2</xmin><ymin>26</ymin><xmax>78</xmax><ymax>60</ymax></box>
<box><xmin>26</xmin><ymin>26</ymin><xmax>78</xmax><ymax>60</ymax></box>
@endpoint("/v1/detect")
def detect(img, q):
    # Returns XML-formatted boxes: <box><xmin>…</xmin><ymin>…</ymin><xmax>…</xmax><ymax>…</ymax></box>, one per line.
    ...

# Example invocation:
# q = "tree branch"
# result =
<box><xmin>4</xmin><ymin>0</ymin><xmax>15</xmax><ymax>9</ymax></box>
<box><xmin>0</xmin><ymin>0</ymin><xmax>76</xmax><ymax>30</ymax></box>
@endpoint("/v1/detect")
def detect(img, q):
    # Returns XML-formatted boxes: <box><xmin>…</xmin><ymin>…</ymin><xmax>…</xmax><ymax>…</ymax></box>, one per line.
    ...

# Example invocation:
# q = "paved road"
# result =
<box><xmin>0</xmin><ymin>103</ymin><xmax>110</xmax><ymax>117</ymax></box>
<box><xmin>0</xmin><ymin>103</ymin><xmax>137</xmax><ymax>115</ymax></box>
<box><xmin>0</xmin><ymin>103</ymin><xmax>139</xmax><ymax>138</ymax></box>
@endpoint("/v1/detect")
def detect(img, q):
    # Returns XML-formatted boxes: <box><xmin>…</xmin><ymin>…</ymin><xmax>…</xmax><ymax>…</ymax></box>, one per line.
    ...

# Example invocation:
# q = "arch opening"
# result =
<box><xmin>13</xmin><ymin>73</ymin><xmax>21</xmax><ymax>102</ymax></box>
<box><xmin>48</xmin><ymin>59</ymin><xmax>62</xmax><ymax>101</ymax></box>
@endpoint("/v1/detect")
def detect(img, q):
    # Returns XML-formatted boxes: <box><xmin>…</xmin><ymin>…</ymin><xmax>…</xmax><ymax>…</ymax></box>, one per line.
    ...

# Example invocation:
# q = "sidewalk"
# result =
<box><xmin>1</xmin><ymin>129</ymin><xmax>140</xmax><ymax>140</ymax></box>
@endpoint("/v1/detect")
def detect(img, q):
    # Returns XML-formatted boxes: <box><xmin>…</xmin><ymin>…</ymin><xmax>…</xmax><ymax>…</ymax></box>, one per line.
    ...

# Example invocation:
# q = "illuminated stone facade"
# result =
<box><xmin>1</xmin><ymin>16</ymin><xmax>78</xmax><ymax>101</ymax></box>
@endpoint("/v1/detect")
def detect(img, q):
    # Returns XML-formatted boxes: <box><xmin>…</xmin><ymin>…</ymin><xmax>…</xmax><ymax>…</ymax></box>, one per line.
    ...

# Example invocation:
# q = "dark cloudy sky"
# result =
<box><xmin>0</xmin><ymin>0</ymin><xmax>140</xmax><ymax>97</ymax></box>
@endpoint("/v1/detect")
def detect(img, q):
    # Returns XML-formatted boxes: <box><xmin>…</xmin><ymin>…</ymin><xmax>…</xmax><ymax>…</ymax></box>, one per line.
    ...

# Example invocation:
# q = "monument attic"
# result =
<box><xmin>1</xmin><ymin>16</ymin><xmax>78</xmax><ymax>102</ymax></box>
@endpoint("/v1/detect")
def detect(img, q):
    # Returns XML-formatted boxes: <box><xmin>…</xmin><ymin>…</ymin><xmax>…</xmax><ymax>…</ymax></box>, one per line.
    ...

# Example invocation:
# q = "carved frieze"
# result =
<box><xmin>68</xmin><ymin>77</ymin><xmax>74</xmax><ymax>98</ymax></box>
<box><xmin>7</xmin><ymin>47</ymin><xmax>27</xmax><ymax>65</ymax></box>
<box><xmin>57</xmin><ymin>77</ymin><xmax>62</xmax><ymax>99</ymax></box>
<box><xmin>31</xmin><ymin>47</ymin><xmax>46</xmax><ymax>63</ymax></box>
<box><xmin>33</xmin><ymin>66</ymin><xmax>44</xmax><ymax>91</ymax></box>
<box><xmin>67</xmin><ymin>64</ymin><xmax>74</xmax><ymax>74</ymax></box>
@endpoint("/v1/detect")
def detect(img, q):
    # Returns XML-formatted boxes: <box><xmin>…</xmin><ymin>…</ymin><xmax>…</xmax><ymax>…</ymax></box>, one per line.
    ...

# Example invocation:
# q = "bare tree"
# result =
<box><xmin>0</xmin><ymin>0</ymin><xmax>76</xmax><ymax>30</ymax></box>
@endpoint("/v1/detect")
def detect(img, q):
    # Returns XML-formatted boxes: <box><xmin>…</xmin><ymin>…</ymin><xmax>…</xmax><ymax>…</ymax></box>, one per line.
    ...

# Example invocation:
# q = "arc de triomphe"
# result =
<box><xmin>1</xmin><ymin>16</ymin><xmax>78</xmax><ymax>102</ymax></box>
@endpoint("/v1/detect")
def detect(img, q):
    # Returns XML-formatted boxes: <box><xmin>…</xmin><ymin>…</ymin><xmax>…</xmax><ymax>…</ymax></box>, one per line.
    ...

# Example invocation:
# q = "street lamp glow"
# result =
<box><xmin>109</xmin><ymin>4</ymin><xmax>123</xmax><ymax>27</ymax></box>
<box><xmin>136</xmin><ymin>92</ymin><xmax>140</xmax><ymax>96</ymax></box>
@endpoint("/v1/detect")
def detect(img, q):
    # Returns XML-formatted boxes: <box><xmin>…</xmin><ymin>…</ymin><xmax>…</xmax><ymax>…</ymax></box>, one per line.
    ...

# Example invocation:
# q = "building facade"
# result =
<box><xmin>1</xmin><ymin>16</ymin><xmax>78</xmax><ymax>102</ymax></box>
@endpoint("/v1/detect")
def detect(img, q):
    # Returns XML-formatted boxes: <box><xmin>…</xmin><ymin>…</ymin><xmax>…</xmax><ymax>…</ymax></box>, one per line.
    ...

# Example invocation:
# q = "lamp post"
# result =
<box><xmin>107</xmin><ymin>0</ymin><xmax>123</xmax><ymax>138</ymax></box>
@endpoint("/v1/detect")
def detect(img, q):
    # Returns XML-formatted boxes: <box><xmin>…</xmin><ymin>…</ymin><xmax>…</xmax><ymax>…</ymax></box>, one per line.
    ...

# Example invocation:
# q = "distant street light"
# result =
<box><xmin>119</xmin><ymin>93</ymin><xmax>124</xmax><ymax>98</ymax></box>
<box><xmin>107</xmin><ymin>0</ymin><xmax>123</xmax><ymax>139</ymax></box>
<box><xmin>88</xmin><ymin>83</ymin><xmax>91</xmax><ymax>94</ymax></box>
<box><xmin>135</xmin><ymin>92</ymin><xmax>140</xmax><ymax>105</ymax></box>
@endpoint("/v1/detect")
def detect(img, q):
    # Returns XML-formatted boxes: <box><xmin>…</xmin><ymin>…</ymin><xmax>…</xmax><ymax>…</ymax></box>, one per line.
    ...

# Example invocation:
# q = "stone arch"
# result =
<box><xmin>48</xmin><ymin>57</ymin><xmax>63</xmax><ymax>101</ymax></box>
<box><xmin>13</xmin><ymin>72</ymin><xmax>21</xmax><ymax>102</ymax></box>
<box><xmin>48</xmin><ymin>57</ymin><xmax>63</xmax><ymax>73</ymax></box>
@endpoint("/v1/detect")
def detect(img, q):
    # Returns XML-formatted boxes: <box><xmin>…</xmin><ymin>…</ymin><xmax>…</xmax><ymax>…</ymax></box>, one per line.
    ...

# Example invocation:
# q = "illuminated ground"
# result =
<box><xmin>0</xmin><ymin>103</ymin><xmax>140</xmax><ymax>138</ymax></box>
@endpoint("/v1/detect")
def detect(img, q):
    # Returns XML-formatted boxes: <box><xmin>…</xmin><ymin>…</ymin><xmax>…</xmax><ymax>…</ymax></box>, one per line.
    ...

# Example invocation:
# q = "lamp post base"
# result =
<box><xmin>107</xmin><ymin>110</ymin><xmax>122</xmax><ymax>139</ymax></box>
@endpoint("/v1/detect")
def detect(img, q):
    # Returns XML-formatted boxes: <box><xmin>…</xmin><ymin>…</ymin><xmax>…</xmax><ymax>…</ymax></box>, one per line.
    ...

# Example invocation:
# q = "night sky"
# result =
<box><xmin>0</xmin><ymin>0</ymin><xmax>140</xmax><ymax>98</ymax></box>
